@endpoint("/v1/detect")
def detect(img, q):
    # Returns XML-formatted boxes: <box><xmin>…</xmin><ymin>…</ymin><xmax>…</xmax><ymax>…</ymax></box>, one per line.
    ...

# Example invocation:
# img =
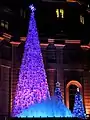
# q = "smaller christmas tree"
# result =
<box><xmin>54</xmin><ymin>82</ymin><xmax>63</xmax><ymax>102</ymax></box>
<box><xmin>72</xmin><ymin>88</ymin><xmax>86</xmax><ymax>119</ymax></box>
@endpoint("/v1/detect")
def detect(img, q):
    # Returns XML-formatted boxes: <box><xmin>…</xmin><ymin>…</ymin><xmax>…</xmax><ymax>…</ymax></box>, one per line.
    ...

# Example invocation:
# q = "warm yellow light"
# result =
<box><xmin>5</xmin><ymin>22</ymin><xmax>8</xmax><ymax>30</ymax></box>
<box><xmin>56</xmin><ymin>9</ymin><xmax>64</xmax><ymax>18</ymax></box>
<box><xmin>1</xmin><ymin>20</ymin><xmax>4</xmax><ymax>27</ymax></box>
<box><xmin>0</xmin><ymin>37</ymin><xmax>4</xmax><ymax>40</ymax></box>
<box><xmin>80</xmin><ymin>15</ymin><xmax>84</xmax><ymax>24</ymax></box>
<box><xmin>60</xmin><ymin>9</ymin><xmax>64</xmax><ymax>18</ymax></box>
<box><xmin>56</xmin><ymin>9</ymin><xmax>59</xmax><ymax>18</ymax></box>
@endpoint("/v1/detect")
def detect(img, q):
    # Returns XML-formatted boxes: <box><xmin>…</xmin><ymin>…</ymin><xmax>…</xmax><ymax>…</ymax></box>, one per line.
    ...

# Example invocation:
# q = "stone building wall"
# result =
<box><xmin>0</xmin><ymin>60</ymin><xmax>11</xmax><ymax>116</ymax></box>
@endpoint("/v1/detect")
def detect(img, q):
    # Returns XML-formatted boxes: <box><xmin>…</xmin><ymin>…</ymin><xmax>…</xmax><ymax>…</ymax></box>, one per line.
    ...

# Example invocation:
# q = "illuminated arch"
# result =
<box><xmin>66</xmin><ymin>80</ymin><xmax>82</xmax><ymax>108</ymax></box>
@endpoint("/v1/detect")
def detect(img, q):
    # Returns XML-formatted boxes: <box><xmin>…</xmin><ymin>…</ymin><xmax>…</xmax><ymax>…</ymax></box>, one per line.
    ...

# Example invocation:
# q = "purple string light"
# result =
<box><xmin>12</xmin><ymin>4</ymin><xmax>50</xmax><ymax>117</ymax></box>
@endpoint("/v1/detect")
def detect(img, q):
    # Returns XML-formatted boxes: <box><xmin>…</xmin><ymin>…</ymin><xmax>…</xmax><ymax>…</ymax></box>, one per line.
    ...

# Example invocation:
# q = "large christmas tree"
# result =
<box><xmin>72</xmin><ymin>88</ymin><xmax>86</xmax><ymax>119</ymax></box>
<box><xmin>12</xmin><ymin>4</ymin><xmax>50</xmax><ymax>116</ymax></box>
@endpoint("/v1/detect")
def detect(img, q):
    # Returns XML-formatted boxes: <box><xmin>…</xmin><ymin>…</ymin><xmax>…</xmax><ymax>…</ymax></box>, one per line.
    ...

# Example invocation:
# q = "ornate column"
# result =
<box><xmin>0</xmin><ymin>65</ymin><xmax>11</xmax><ymax>116</ymax></box>
<box><xmin>56</xmin><ymin>45</ymin><xmax>65</xmax><ymax>101</ymax></box>
<box><xmin>83</xmin><ymin>71</ymin><xmax>90</xmax><ymax>115</ymax></box>
<box><xmin>47</xmin><ymin>69</ymin><xmax>57</xmax><ymax>96</ymax></box>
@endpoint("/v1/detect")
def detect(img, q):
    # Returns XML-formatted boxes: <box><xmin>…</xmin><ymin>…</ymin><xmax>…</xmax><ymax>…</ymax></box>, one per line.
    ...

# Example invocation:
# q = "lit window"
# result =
<box><xmin>20</xmin><ymin>8</ymin><xmax>26</xmax><ymax>18</ymax></box>
<box><xmin>1</xmin><ymin>20</ymin><xmax>9</xmax><ymax>30</ymax></box>
<box><xmin>20</xmin><ymin>9</ymin><xmax>23</xmax><ymax>16</ymax></box>
<box><xmin>5</xmin><ymin>22</ymin><xmax>8</xmax><ymax>30</ymax></box>
<box><xmin>56</xmin><ymin>9</ymin><xmax>59</xmax><ymax>18</ymax></box>
<box><xmin>1</xmin><ymin>20</ymin><xmax>4</xmax><ymax>27</ymax></box>
<box><xmin>56</xmin><ymin>9</ymin><xmax>64</xmax><ymax>18</ymax></box>
<box><xmin>80</xmin><ymin>15</ymin><xmax>84</xmax><ymax>24</ymax></box>
<box><xmin>60</xmin><ymin>9</ymin><xmax>64</xmax><ymax>18</ymax></box>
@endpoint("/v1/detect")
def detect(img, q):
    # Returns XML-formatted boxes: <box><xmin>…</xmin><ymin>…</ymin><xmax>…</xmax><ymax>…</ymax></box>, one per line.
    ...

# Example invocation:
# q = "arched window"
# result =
<box><xmin>66</xmin><ymin>80</ymin><xmax>82</xmax><ymax>108</ymax></box>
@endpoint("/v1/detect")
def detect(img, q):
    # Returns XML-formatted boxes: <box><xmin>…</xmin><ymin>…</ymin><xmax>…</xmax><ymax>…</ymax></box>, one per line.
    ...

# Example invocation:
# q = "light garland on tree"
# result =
<box><xmin>73</xmin><ymin>87</ymin><xmax>86</xmax><ymax>119</ymax></box>
<box><xmin>12</xmin><ymin>4</ymin><xmax>50</xmax><ymax>116</ymax></box>
<box><xmin>55</xmin><ymin>82</ymin><xmax>63</xmax><ymax>102</ymax></box>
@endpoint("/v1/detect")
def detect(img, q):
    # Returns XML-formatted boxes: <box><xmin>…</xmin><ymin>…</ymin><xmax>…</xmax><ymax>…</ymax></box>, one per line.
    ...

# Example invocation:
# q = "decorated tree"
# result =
<box><xmin>12</xmin><ymin>4</ymin><xmax>50</xmax><ymax>117</ymax></box>
<box><xmin>54</xmin><ymin>82</ymin><xmax>63</xmax><ymax>102</ymax></box>
<box><xmin>72</xmin><ymin>88</ymin><xmax>86</xmax><ymax>119</ymax></box>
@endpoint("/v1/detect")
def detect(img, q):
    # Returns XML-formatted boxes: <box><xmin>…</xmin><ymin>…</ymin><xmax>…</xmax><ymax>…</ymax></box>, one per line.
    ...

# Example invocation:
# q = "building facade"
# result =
<box><xmin>0</xmin><ymin>39</ymin><xmax>90</xmax><ymax>116</ymax></box>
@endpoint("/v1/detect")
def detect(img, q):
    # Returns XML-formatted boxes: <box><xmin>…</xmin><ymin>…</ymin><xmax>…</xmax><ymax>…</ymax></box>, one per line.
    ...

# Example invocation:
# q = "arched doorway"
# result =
<box><xmin>69</xmin><ymin>85</ymin><xmax>77</xmax><ymax>111</ymax></box>
<box><xmin>66</xmin><ymin>80</ymin><xmax>82</xmax><ymax>109</ymax></box>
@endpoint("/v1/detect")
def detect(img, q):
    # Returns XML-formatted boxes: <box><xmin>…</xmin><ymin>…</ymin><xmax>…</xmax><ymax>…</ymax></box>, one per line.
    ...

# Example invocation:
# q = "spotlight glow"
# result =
<box><xmin>18</xmin><ymin>97</ymin><xmax>72</xmax><ymax>118</ymax></box>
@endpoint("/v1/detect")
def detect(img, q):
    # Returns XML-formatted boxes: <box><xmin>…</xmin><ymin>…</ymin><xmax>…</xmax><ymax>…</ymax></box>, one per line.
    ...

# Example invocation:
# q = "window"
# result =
<box><xmin>20</xmin><ymin>8</ymin><xmax>26</xmax><ymax>18</ymax></box>
<box><xmin>56</xmin><ymin>9</ymin><xmax>64</xmax><ymax>18</ymax></box>
<box><xmin>0</xmin><ymin>20</ymin><xmax>8</xmax><ymax>30</ymax></box>
<box><xmin>5</xmin><ymin>22</ymin><xmax>8</xmax><ymax>29</ymax></box>
<box><xmin>1</xmin><ymin>20</ymin><xmax>4</xmax><ymax>27</ymax></box>
<box><xmin>20</xmin><ymin>9</ymin><xmax>23</xmax><ymax>17</ymax></box>
<box><xmin>60</xmin><ymin>9</ymin><xmax>64</xmax><ymax>18</ymax></box>
<box><xmin>80</xmin><ymin>15</ymin><xmax>84</xmax><ymax>24</ymax></box>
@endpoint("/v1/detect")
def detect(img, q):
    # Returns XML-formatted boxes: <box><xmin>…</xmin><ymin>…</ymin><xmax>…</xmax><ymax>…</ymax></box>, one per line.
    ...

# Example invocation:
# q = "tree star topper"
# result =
<box><xmin>77</xmin><ymin>88</ymin><xmax>79</xmax><ymax>92</ymax></box>
<box><xmin>29</xmin><ymin>4</ymin><xmax>36</xmax><ymax>12</ymax></box>
<box><xmin>56</xmin><ymin>82</ymin><xmax>60</xmax><ymax>88</ymax></box>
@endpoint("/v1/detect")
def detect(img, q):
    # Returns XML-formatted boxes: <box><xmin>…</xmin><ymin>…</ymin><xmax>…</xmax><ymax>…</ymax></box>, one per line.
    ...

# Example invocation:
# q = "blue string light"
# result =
<box><xmin>55</xmin><ymin>82</ymin><xmax>63</xmax><ymax>102</ymax></box>
<box><xmin>73</xmin><ymin>88</ymin><xmax>86</xmax><ymax>119</ymax></box>
<box><xmin>29</xmin><ymin>4</ymin><xmax>36</xmax><ymax>12</ymax></box>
